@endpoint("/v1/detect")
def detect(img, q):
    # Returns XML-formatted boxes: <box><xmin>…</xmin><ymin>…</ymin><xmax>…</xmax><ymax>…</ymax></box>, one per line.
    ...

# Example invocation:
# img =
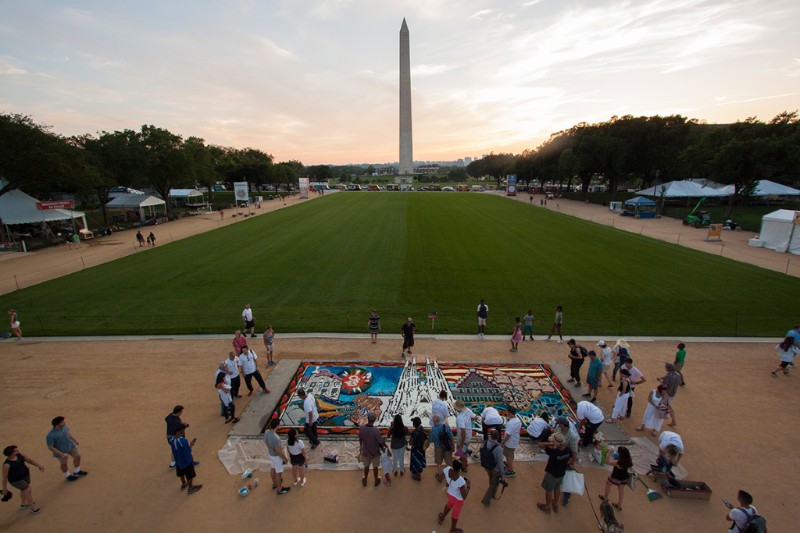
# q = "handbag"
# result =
<box><xmin>627</xmin><ymin>470</ymin><xmax>637</xmax><ymax>491</ymax></box>
<box><xmin>561</xmin><ymin>469</ymin><xmax>585</xmax><ymax>495</ymax></box>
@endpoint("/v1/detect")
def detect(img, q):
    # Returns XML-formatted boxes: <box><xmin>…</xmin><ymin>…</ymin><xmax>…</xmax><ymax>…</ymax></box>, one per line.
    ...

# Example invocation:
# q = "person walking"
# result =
<box><xmin>147</xmin><ymin>232</ymin><xmax>156</xmax><ymax>246</ymax></box>
<box><xmin>430</xmin><ymin>413</ymin><xmax>454</xmax><ymax>483</ymax></box>
<box><xmin>725</xmin><ymin>489</ymin><xmax>761</xmax><ymax>533</ymax></box>
<box><xmin>240</xmin><ymin>346</ymin><xmax>269</xmax><ymax>395</ymax></box>
<box><xmin>479</xmin><ymin>429</ymin><xmax>505</xmax><ymax>507</ymax></box>
<box><xmin>286</xmin><ymin>428</ymin><xmax>307</xmax><ymax>487</ymax></box>
<box><xmin>231</xmin><ymin>330</ymin><xmax>248</xmax><ymax>356</ymax></box>
<box><xmin>623</xmin><ymin>358</ymin><xmax>646</xmax><ymax>418</ymax></box>
<box><xmin>611</xmin><ymin>339</ymin><xmax>630</xmax><ymax>382</ymax></box>
<box><xmin>607</xmin><ymin>369</ymin><xmax>631</xmax><ymax>423</ymax></box>
<box><xmin>600</xmin><ymin>446</ymin><xmax>633</xmax><ymax>511</ymax></box>
<box><xmin>509</xmin><ymin>317</ymin><xmax>522</xmax><ymax>352</ymax></box>
<box><xmin>566</xmin><ymin>339</ymin><xmax>586</xmax><ymax>388</ymax></box>
<box><xmin>241</xmin><ymin>304</ymin><xmax>256</xmax><ymax>337</ymax></box>
<box><xmin>367</xmin><ymin>309</ymin><xmax>381</xmax><ymax>344</ymax></box>
<box><xmin>45</xmin><ymin>416</ymin><xmax>87</xmax><ymax>482</ymax></box>
<box><xmin>264</xmin><ymin>418</ymin><xmax>290</xmax><ymax>495</ymax></box>
<box><xmin>523</xmin><ymin>310</ymin><xmax>535</xmax><ymax>341</ymax></box>
<box><xmin>658</xmin><ymin>363</ymin><xmax>681</xmax><ymax>427</ymax></box>
<box><xmin>636</xmin><ymin>385</ymin><xmax>670</xmax><ymax>436</ymax></box>
<box><xmin>546</xmin><ymin>305</ymin><xmax>563</xmax><ymax>343</ymax></box>
<box><xmin>136</xmin><ymin>230</ymin><xmax>145</xmax><ymax>247</ymax></box>
<box><xmin>409</xmin><ymin>417</ymin><xmax>427</xmax><ymax>481</ymax></box>
<box><xmin>555</xmin><ymin>416</ymin><xmax>580</xmax><ymax>507</ymax></box>
<box><xmin>263</xmin><ymin>325</ymin><xmax>276</xmax><ymax>366</ymax></box>
<box><xmin>387</xmin><ymin>414</ymin><xmax>408</xmax><ymax>477</ymax></box>
<box><xmin>536</xmin><ymin>433</ymin><xmax>575</xmax><ymax>514</ymax></box>
<box><xmin>225</xmin><ymin>351</ymin><xmax>242</xmax><ymax>398</ymax></box>
<box><xmin>296</xmin><ymin>389</ymin><xmax>321</xmax><ymax>449</ymax></box>
<box><xmin>583</xmin><ymin>350</ymin><xmax>602</xmax><ymax>403</ymax></box>
<box><xmin>358</xmin><ymin>412</ymin><xmax>384</xmax><ymax>488</ymax></box>
<box><xmin>576</xmin><ymin>400</ymin><xmax>604</xmax><ymax>448</ymax></box>
<box><xmin>169</xmin><ymin>424</ymin><xmax>202</xmax><ymax>494</ymax></box>
<box><xmin>165</xmin><ymin>405</ymin><xmax>195</xmax><ymax>469</ymax></box>
<box><xmin>2</xmin><ymin>445</ymin><xmax>44</xmax><ymax>515</ymax></box>
<box><xmin>597</xmin><ymin>340</ymin><xmax>614</xmax><ymax>387</ymax></box>
<box><xmin>8</xmin><ymin>309</ymin><xmax>22</xmax><ymax>342</ymax></box>
<box><xmin>401</xmin><ymin>317</ymin><xmax>416</xmax><ymax>358</ymax></box>
<box><xmin>771</xmin><ymin>336</ymin><xmax>799</xmax><ymax>377</ymax></box>
<box><xmin>501</xmin><ymin>406</ymin><xmax>521</xmax><ymax>477</ymax></box>
<box><xmin>476</xmin><ymin>299</ymin><xmax>488</xmax><ymax>339</ymax></box>
<box><xmin>437</xmin><ymin>460</ymin><xmax>471</xmax><ymax>533</ymax></box>
<box><xmin>674</xmin><ymin>342</ymin><xmax>687</xmax><ymax>386</ymax></box>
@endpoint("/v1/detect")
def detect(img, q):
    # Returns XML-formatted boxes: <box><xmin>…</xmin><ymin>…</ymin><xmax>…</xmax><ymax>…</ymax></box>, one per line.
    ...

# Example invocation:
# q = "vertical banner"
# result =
<box><xmin>233</xmin><ymin>181</ymin><xmax>249</xmax><ymax>204</ymax></box>
<box><xmin>299</xmin><ymin>177</ymin><xmax>309</xmax><ymax>199</ymax></box>
<box><xmin>506</xmin><ymin>174</ymin><xmax>517</xmax><ymax>196</ymax></box>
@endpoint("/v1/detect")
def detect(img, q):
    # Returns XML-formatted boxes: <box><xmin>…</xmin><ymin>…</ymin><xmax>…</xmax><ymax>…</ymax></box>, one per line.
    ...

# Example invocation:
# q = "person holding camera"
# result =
<box><xmin>536</xmin><ymin>433</ymin><xmax>575</xmax><ymax>514</ymax></box>
<box><xmin>479</xmin><ymin>429</ymin><xmax>505</xmax><ymax>507</ymax></box>
<box><xmin>169</xmin><ymin>424</ymin><xmax>202</xmax><ymax>494</ymax></box>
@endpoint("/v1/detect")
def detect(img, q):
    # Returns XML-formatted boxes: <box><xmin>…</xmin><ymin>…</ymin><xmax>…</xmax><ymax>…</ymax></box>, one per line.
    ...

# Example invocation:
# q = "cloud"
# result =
<box><xmin>471</xmin><ymin>9</ymin><xmax>496</xmax><ymax>19</ymax></box>
<box><xmin>0</xmin><ymin>56</ymin><xmax>27</xmax><ymax>75</ymax></box>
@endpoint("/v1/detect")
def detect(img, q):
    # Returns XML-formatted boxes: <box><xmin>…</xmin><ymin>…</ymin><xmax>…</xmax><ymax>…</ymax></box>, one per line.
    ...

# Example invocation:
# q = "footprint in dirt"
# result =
<box><xmin>44</xmin><ymin>388</ymin><xmax>67</xmax><ymax>399</ymax></box>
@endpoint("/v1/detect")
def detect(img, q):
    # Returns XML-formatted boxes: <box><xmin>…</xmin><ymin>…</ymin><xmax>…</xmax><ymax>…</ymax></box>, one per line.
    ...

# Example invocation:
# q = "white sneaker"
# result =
<box><xmin>301</xmin><ymin>477</ymin><xmax>307</xmax><ymax>487</ymax></box>
<box><xmin>557</xmin><ymin>340</ymin><xmax>564</xmax><ymax>344</ymax></box>
<box><xmin>294</xmin><ymin>478</ymin><xmax>300</xmax><ymax>485</ymax></box>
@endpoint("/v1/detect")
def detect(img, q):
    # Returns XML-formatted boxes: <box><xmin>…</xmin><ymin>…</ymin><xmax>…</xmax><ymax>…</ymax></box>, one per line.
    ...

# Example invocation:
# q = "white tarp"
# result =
<box><xmin>714</xmin><ymin>180</ymin><xmax>800</xmax><ymax>197</ymax></box>
<box><xmin>0</xmin><ymin>189</ymin><xmax>86</xmax><ymax>225</ymax></box>
<box><xmin>637</xmin><ymin>180</ymin><xmax>728</xmax><ymax>198</ymax></box>
<box><xmin>106</xmin><ymin>194</ymin><xmax>165</xmax><ymax>209</ymax></box>
<box><xmin>168</xmin><ymin>188</ymin><xmax>204</xmax><ymax>199</ymax></box>
<box><xmin>759</xmin><ymin>209</ymin><xmax>800</xmax><ymax>254</ymax></box>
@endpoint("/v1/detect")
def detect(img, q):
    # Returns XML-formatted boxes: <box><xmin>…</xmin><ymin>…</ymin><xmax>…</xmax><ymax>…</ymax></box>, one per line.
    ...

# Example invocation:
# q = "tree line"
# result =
<box><xmin>467</xmin><ymin>112</ymin><xmax>800</xmax><ymax>210</ymax></box>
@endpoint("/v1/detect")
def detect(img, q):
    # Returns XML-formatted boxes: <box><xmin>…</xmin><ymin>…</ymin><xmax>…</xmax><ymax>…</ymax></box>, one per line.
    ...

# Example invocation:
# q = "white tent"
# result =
<box><xmin>714</xmin><ymin>180</ymin><xmax>800</xmax><ymax>197</ymax></box>
<box><xmin>759</xmin><ymin>209</ymin><xmax>800</xmax><ymax>254</ymax></box>
<box><xmin>106</xmin><ymin>194</ymin><xmax>166</xmax><ymax>222</ymax></box>
<box><xmin>636</xmin><ymin>180</ymin><xmax>727</xmax><ymax>198</ymax></box>
<box><xmin>0</xmin><ymin>189</ymin><xmax>88</xmax><ymax>240</ymax></box>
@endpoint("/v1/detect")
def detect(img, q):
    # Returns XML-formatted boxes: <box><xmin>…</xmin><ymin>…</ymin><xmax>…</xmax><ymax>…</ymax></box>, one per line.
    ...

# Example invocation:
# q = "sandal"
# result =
<box><xmin>635</xmin><ymin>425</ymin><xmax>644</xmax><ymax>431</ymax></box>
<box><xmin>438</xmin><ymin>512</ymin><xmax>445</xmax><ymax>525</ymax></box>
<box><xmin>612</xmin><ymin>503</ymin><xmax>622</xmax><ymax>511</ymax></box>
<box><xmin>536</xmin><ymin>503</ymin><xmax>551</xmax><ymax>514</ymax></box>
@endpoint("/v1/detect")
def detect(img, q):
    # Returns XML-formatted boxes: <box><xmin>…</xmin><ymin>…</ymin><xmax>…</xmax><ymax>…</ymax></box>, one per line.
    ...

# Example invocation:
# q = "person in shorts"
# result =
<box><xmin>263</xmin><ymin>325</ymin><xmax>276</xmax><ymax>365</ymax></box>
<box><xmin>523</xmin><ymin>310</ymin><xmax>535</xmax><ymax>340</ymax></box>
<box><xmin>45</xmin><ymin>416</ymin><xmax>87</xmax><ymax>482</ymax></box>
<box><xmin>286</xmin><ymin>428</ymin><xmax>307</xmax><ymax>487</ymax></box>
<box><xmin>772</xmin><ymin>336</ymin><xmax>798</xmax><ymax>377</ymax></box>
<box><xmin>501</xmin><ymin>406</ymin><xmax>521</xmax><ymax>477</ymax></box>
<box><xmin>476</xmin><ymin>299</ymin><xmax>488</xmax><ymax>339</ymax></box>
<box><xmin>437</xmin><ymin>460</ymin><xmax>471</xmax><ymax>533</ymax></box>
<box><xmin>169</xmin><ymin>424</ymin><xmax>202</xmax><ymax>493</ymax></box>
<box><xmin>241</xmin><ymin>304</ymin><xmax>256</xmax><ymax>337</ymax></box>
<box><xmin>8</xmin><ymin>309</ymin><xmax>22</xmax><ymax>341</ymax></box>
<box><xmin>401</xmin><ymin>317</ymin><xmax>416</xmax><ymax>358</ymax></box>
<box><xmin>265</xmin><ymin>418</ymin><xmax>290</xmax><ymax>494</ymax></box>
<box><xmin>358</xmin><ymin>412</ymin><xmax>384</xmax><ymax>488</ymax></box>
<box><xmin>536</xmin><ymin>433</ymin><xmax>574</xmax><ymax>514</ymax></box>
<box><xmin>2</xmin><ymin>445</ymin><xmax>44</xmax><ymax>515</ymax></box>
<box><xmin>430</xmin><ymin>413</ymin><xmax>454</xmax><ymax>483</ymax></box>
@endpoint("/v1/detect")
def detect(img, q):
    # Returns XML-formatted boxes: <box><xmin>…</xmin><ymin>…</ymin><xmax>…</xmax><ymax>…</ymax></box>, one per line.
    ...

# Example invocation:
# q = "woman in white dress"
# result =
<box><xmin>636</xmin><ymin>385</ymin><xmax>669</xmax><ymax>436</ymax></box>
<box><xmin>607</xmin><ymin>369</ymin><xmax>631</xmax><ymax>423</ymax></box>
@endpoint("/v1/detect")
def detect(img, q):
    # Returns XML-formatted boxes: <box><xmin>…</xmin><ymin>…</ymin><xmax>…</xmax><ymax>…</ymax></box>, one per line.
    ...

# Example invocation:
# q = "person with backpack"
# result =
<box><xmin>476</xmin><ymin>299</ymin><xmax>489</xmax><ymax>339</ymax></box>
<box><xmin>479</xmin><ymin>429</ymin><xmax>505</xmax><ymax>507</ymax></box>
<box><xmin>725</xmin><ymin>489</ymin><xmax>766</xmax><ymax>532</ymax></box>
<box><xmin>430</xmin><ymin>413</ymin><xmax>454</xmax><ymax>483</ymax></box>
<box><xmin>566</xmin><ymin>339</ymin><xmax>586</xmax><ymax>388</ymax></box>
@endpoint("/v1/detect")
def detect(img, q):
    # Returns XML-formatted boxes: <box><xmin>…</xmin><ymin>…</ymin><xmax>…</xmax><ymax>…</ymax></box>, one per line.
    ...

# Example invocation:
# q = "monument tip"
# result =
<box><xmin>401</xmin><ymin>18</ymin><xmax>408</xmax><ymax>32</ymax></box>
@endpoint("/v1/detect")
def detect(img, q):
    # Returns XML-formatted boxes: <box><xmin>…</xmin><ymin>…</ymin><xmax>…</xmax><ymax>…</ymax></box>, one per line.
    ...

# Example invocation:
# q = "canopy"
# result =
<box><xmin>168</xmin><ymin>189</ymin><xmax>204</xmax><ymax>199</ymax></box>
<box><xmin>715</xmin><ymin>180</ymin><xmax>800</xmax><ymax>197</ymax></box>
<box><xmin>759</xmin><ymin>209</ymin><xmax>800</xmax><ymax>255</ymax></box>
<box><xmin>0</xmin><ymin>189</ymin><xmax>87</xmax><ymax>225</ymax></box>
<box><xmin>624</xmin><ymin>196</ymin><xmax>656</xmax><ymax>206</ymax></box>
<box><xmin>636</xmin><ymin>180</ymin><xmax>727</xmax><ymax>198</ymax></box>
<box><xmin>106</xmin><ymin>194</ymin><xmax>166</xmax><ymax>222</ymax></box>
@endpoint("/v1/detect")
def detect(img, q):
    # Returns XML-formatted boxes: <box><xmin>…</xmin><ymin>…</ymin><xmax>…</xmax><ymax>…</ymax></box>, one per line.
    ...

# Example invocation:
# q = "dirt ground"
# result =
<box><xmin>0</xmin><ymin>336</ymin><xmax>796</xmax><ymax>532</ymax></box>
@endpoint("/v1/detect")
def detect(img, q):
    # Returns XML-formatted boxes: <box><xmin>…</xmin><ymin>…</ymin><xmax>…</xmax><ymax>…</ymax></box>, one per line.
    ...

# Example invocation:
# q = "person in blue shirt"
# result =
<box><xmin>170</xmin><ymin>424</ymin><xmax>202</xmax><ymax>494</ymax></box>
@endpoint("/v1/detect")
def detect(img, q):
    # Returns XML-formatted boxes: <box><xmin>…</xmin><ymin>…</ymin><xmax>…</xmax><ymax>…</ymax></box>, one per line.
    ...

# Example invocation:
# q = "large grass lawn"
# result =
<box><xmin>2</xmin><ymin>192</ymin><xmax>798</xmax><ymax>337</ymax></box>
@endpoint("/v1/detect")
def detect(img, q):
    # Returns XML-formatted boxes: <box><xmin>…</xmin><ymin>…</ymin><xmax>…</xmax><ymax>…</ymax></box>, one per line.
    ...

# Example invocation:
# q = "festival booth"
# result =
<box><xmin>637</xmin><ymin>180</ymin><xmax>727</xmax><ymax>199</ymax></box>
<box><xmin>622</xmin><ymin>196</ymin><xmax>657</xmax><ymax>218</ymax></box>
<box><xmin>105</xmin><ymin>193</ymin><xmax>167</xmax><ymax>223</ymax></box>
<box><xmin>714</xmin><ymin>180</ymin><xmax>800</xmax><ymax>197</ymax></box>
<box><xmin>756</xmin><ymin>209</ymin><xmax>800</xmax><ymax>254</ymax></box>
<box><xmin>0</xmin><ymin>189</ymin><xmax>89</xmax><ymax>246</ymax></box>
<box><xmin>168</xmin><ymin>189</ymin><xmax>208</xmax><ymax>210</ymax></box>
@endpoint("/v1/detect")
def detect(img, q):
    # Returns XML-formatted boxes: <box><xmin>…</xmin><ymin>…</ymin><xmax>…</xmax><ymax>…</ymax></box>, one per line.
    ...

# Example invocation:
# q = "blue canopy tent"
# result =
<box><xmin>622</xmin><ymin>196</ymin><xmax>657</xmax><ymax>218</ymax></box>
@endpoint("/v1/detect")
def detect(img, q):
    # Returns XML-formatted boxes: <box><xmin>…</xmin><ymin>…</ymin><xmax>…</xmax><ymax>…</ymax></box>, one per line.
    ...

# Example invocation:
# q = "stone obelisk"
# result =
<box><xmin>399</xmin><ymin>18</ymin><xmax>413</xmax><ymax>175</ymax></box>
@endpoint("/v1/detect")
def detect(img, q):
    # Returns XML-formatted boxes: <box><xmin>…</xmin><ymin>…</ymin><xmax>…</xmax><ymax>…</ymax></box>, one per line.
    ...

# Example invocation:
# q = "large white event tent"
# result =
<box><xmin>715</xmin><ymin>180</ymin><xmax>800</xmax><ymax>197</ymax></box>
<box><xmin>636</xmin><ymin>180</ymin><xmax>727</xmax><ymax>198</ymax></box>
<box><xmin>758</xmin><ymin>209</ymin><xmax>800</xmax><ymax>255</ymax></box>
<box><xmin>105</xmin><ymin>193</ymin><xmax>166</xmax><ymax>222</ymax></box>
<box><xmin>0</xmin><ymin>189</ymin><xmax>88</xmax><ymax>240</ymax></box>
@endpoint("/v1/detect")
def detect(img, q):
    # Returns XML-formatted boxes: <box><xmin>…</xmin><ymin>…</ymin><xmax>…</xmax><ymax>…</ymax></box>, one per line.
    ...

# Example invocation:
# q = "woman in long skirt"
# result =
<box><xmin>607</xmin><ymin>369</ymin><xmax>631</xmax><ymax>423</ymax></box>
<box><xmin>408</xmin><ymin>417</ymin><xmax>427</xmax><ymax>481</ymax></box>
<box><xmin>636</xmin><ymin>385</ymin><xmax>669</xmax><ymax>436</ymax></box>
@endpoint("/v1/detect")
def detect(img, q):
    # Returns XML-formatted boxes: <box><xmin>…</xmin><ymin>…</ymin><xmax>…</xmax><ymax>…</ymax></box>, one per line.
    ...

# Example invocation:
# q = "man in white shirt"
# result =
<box><xmin>454</xmin><ymin>400</ymin><xmax>476</xmax><ymax>456</ymax></box>
<box><xmin>526</xmin><ymin>412</ymin><xmax>553</xmax><ymax>442</ymax></box>
<box><xmin>225</xmin><ymin>351</ymin><xmax>242</xmax><ymax>398</ymax></box>
<box><xmin>241</xmin><ymin>304</ymin><xmax>256</xmax><ymax>338</ymax></box>
<box><xmin>240</xmin><ymin>346</ymin><xmax>269</xmax><ymax>396</ymax></box>
<box><xmin>623</xmin><ymin>359</ymin><xmax>646</xmax><ymax>418</ymax></box>
<box><xmin>725</xmin><ymin>489</ymin><xmax>759</xmax><ymax>533</ymax></box>
<box><xmin>501</xmin><ymin>406</ymin><xmax>521</xmax><ymax>477</ymax></box>
<box><xmin>576</xmin><ymin>400</ymin><xmax>604</xmax><ymax>447</ymax></box>
<box><xmin>480</xmin><ymin>405</ymin><xmax>504</xmax><ymax>441</ymax></box>
<box><xmin>297</xmin><ymin>389</ymin><xmax>320</xmax><ymax>449</ymax></box>
<box><xmin>598</xmin><ymin>340</ymin><xmax>614</xmax><ymax>387</ymax></box>
<box><xmin>432</xmin><ymin>390</ymin><xmax>451</xmax><ymax>425</ymax></box>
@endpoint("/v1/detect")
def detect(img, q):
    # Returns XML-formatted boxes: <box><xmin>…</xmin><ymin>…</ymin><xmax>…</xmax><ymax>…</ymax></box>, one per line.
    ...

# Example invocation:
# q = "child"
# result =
<box><xmin>546</xmin><ymin>305</ymin><xmax>563</xmax><ymax>343</ymax></box>
<box><xmin>510</xmin><ymin>317</ymin><xmax>522</xmax><ymax>352</ymax></box>
<box><xmin>286</xmin><ymin>428</ymin><xmax>307</xmax><ymax>486</ymax></box>
<box><xmin>523</xmin><ymin>310</ymin><xmax>535</xmax><ymax>340</ymax></box>
<box><xmin>772</xmin><ymin>336</ymin><xmax>799</xmax><ymax>377</ymax></box>
<box><xmin>674</xmin><ymin>342</ymin><xmax>687</xmax><ymax>386</ymax></box>
<box><xmin>379</xmin><ymin>444</ymin><xmax>393</xmax><ymax>486</ymax></box>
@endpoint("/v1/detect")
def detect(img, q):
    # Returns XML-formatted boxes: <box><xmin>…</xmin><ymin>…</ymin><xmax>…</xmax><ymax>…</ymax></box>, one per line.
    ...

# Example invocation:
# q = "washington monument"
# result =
<box><xmin>399</xmin><ymin>18</ymin><xmax>413</xmax><ymax>175</ymax></box>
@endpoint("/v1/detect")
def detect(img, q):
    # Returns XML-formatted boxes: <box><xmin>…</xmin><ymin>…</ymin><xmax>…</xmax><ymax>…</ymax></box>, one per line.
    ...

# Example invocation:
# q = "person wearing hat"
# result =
<box><xmin>358</xmin><ymin>411</ymin><xmax>385</xmax><ymax>488</ymax></box>
<box><xmin>454</xmin><ymin>400</ymin><xmax>477</xmax><ymax>461</ymax></box>
<box><xmin>622</xmin><ymin>358</ymin><xmax>646</xmax><ymax>419</ymax></box>
<box><xmin>612</xmin><ymin>339</ymin><xmax>631</xmax><ymax>382</ymax></box>
<box><xmin>401</xmin><ymin>317</ymin><xmax>416</xmax><ymax>358</ymax></box>
<box><xmin>536</xmin><ymin>432</ymin><xmax>575</xmax><ymax>514</ymax></box>
<box><xmin>554</xmin><ymin>416</ymin><xmax>580</xmax><ymax>507</ymax></box>
<box><xmin>597</xmin><ymin>340</ymin><xmax>614</xmax><ymax>387</ymax></box>
<box><xmin>169</xmin><ymin>423</ymin><xmax>202</xmax><ymax>494</ymax></box>
<box><xmin>501</xmin><ymin>406</ymin><xmax>521</xmax><ymax>477</ymax></box>
<box><xmin>658</xmin><ymin>362</ymin><xmax>681</xmax><ymax>427</ymax></box>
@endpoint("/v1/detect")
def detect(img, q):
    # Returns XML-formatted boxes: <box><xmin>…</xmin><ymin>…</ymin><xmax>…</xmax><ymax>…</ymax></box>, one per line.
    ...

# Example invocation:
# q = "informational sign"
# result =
<box><xmin>506</xmin><ymin>174</ymin><xmax>517</xmax><ymax>196</ymax></box>
<box><xmin>36</xmin><ymin>200</ymin><xmax>75</xmax><ymax>210</ymax></box>
<box><xmin>299</xmin><ymin>177</ymin><xmax>309</xmax><ymax>199</ymax></box>
<box><xmin>233</xmin><ymin>182</ymin><xmax>249</xmax><ymax>204</ymax></box>
<box><xmin>706</xmin><ymin>224</ymin><xmax>722</xmax><ymax>241</ymax></box>
<box><xmin>427</xmin><ymin>312</ymin><xmax>439</xmax><ymax>331</ymax></box>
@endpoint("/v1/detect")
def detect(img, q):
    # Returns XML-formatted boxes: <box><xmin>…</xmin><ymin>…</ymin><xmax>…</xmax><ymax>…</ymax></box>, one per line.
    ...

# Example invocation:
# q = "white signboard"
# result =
<box><xmin>233</xmin><ymin>181</ymin><xmax>249</xmax><ymax>204</ymax></box>
<box><xmin>299</xmin><ymin>177</ymin><xmax>309</xmax><ymax>199</ymax></box>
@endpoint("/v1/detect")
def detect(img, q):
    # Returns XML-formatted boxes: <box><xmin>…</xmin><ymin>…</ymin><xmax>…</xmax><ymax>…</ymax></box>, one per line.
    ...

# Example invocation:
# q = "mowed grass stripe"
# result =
<box><xmin>1</xmin><ymin>192</ymin><xmax>797</xmax><ymax>336</ymax></box>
